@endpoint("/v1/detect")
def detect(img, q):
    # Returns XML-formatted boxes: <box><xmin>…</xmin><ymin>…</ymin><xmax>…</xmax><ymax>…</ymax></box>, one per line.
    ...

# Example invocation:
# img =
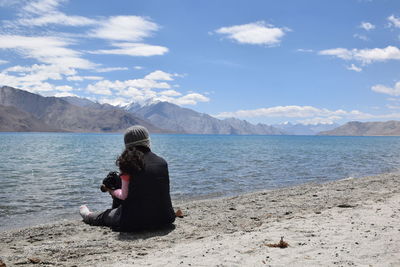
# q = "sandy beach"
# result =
<box><xmin>1</xmin><ymin>172</ymin><xmax>399</xmax><ymax>266</ymax></box>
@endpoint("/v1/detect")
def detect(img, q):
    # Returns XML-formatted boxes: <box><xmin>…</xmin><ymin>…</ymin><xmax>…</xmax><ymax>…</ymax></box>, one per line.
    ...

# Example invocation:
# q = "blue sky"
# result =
<box><xmin>1</xmin><ymin>0</ymin><xmax>400</xmax><ymax>125</ymax></box>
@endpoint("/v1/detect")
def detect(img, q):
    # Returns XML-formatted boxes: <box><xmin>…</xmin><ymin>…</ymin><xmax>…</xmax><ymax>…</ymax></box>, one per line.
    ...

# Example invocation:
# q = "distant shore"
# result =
<box><xmin>1</xmin><ymin>172</ymin><xmax>399</xmax><ymax>266</ymax></box>
<box><xmin>4</xmin><ymin>130</ymin><xmax>400</xmax><ymax>136</ymax></box>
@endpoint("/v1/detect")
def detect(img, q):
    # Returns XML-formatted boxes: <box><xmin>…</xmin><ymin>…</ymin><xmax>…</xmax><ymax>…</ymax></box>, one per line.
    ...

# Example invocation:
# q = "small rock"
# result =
<box><xmin>28</xmin><ymin>258</ymin><xmax>41</xmax><ymax>264</ymax></box>
<box><xmin>337</xmin><ymin>204</ymin><xmax>355</xmax><ymax>208</ymax></box>
<box><xmin>137</xmin><ymin>252</ymin><xmax>148</xmax><ymax>256</ymax></box>
<box><xmin>0</xmin><ymin>259</ymin><xmax>6</xmax><ymax>267</ymax></box>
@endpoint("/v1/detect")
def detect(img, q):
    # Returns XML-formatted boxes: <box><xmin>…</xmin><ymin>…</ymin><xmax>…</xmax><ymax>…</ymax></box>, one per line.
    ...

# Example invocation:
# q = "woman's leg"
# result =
<box><xmin>79</xmin><ymin>205</ymin><xmax>121</xmax><ymax>227</ymax></box>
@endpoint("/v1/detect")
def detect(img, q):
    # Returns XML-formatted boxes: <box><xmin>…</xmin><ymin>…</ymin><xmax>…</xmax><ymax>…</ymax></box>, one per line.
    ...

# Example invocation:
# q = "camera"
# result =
<box><xmin>100</xmin><ymin>171</ymin><xmax>122</xmax><ymax>192</ymax></box>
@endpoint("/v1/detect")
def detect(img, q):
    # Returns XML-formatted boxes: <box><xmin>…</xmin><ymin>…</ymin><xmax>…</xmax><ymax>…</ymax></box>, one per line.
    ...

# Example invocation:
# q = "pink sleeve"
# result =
<box><xmin>112</xmin><ymin>176</ymin><xmax>130</xmax><ymax>200</ymax></box>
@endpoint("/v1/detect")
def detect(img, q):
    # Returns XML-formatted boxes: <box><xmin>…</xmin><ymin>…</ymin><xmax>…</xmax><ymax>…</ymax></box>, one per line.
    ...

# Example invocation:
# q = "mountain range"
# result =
<box><xmin>319</xmin><ymin>121</ymin><xmax>400</xmax><ymax>136</ymax></box>
<box><xmin>124</xmin><ymin>101</ymin><xmax>284</xmax><ymax>135</ymax></box>
<box><xmin>3</xmin><ymin>85</ymin><xmax>400</xmax><ymax>136</ymax></box>
<box><xmin>0</xmin><ymin>86</ymin><xmax>285</xmax><ymax>134</ymax></box>
<box><xmin>273</xmin><ymin>122</ymin><xmax>339</xmax><ymax>135</ymax></box>
<box><xmin>0</xmin><ymin>86</ymin><xmax>162</xmax><ymax>133</ymax></box>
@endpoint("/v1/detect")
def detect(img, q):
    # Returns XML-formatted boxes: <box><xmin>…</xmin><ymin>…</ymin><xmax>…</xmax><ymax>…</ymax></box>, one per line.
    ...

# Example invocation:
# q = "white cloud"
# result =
<box><xmin>215</xmin><ymin>105</ymin><xmax>347</xmax><ymax>118</ymax></box>
<box><xmin>319</xmin><ymin>46</ymin><xmax>400</xmax><ymax>64</ymax></box>
<box><xmin>372</xmin><ymin>82</ymin><xmax>400</xmax><ymax>96</ymax></box>
<box><xmin>125</xmin><ymin>79</ymin><xmax>170</xmax><ymax>90</ymax></box>
<box><xmin>297</xmin><ymin>116</ymin><xmax>341</xmax><ymax>125</ymax></box>
<box><xmin>134</xmin><ymin>66</ymin><xmax>143</xmax><ymax>70</ymax></box>
<box><xmin>0</xmin><ymin>1</ymin><xmax>178</xmax><ymax>101</ymax></box>
<box><xmin>0</xmin><ymin>63</ymin><xmax>81</xmax><ymax>93</ymax></box>
<box><xmin>386</xmin><ymin>104</ymin><xmax>400</xmax><ymax>110</ymax></box>
<box><xmin>388</xmin><ymin>15</ymin><xmax>400</xmax><ymax>28</ymax></box>
<box><xmin>346</xmin><ymin>64</ymin><xmax>362</xmax><ymax>72</ymax></box>
<box><xmin>4</xmin><ymin>63</ymin><xmax>75</xmax><ymax>76</ymax></box>
<box><xmin>117</xmin><ymin>86</ymin><xmax>153</xmax><ymax>98</ymax></box>
<box><xmin>355</xmin><ymin>46</ymin><xmax>400</xmax><ymax>63</ymax></box>
<box><xmin>359</xmin><ymin>21</ymin><xmax>375</xmax><ymax>31</ymax></box>
<box><xmin>0</xmin><ymin>63</ymin><xmax>103</xmax><ymax>94</ymax></box>
<box><xmin>18</xmin><ymin>13</ymin><xmax>96</xmax><ymax>27</ymax></box>
<box><xmin>214</xmin><ymin>105</ymin><xmax>376</xmax><ymax>123</ymax></box>
<box><xmin>2</xmin><ymin>63</ymin><xmax>76</xmax><ymax>84</ymax></box>
<box><xmin>85</xmin><ymin>75</ymin><xmax>172</xmax><ymax>96</ymax></box>
<box><xmin>66</xmin><ymin>75</ymin><xmax>103</xmax><ymax>81</ymax></box>
<box><xmin>145</xmin><ymin>70</ymin><xmax>175</xmax><ymax>81</ymax></box>
<box><xmin>7</xmin><ymin>0</ymin><xmax>97</xmax><ymax>27</ymax></box>
<box><xmin>0</xmin><ymin>35</ymin><xmax>96</xmax><ymax>69</ymax></box>
<box><xmin>158</xmin><ymin>90</ymin><xmax>182</xmax><ymax>97</ymax></box>
<box><xmin>54</xmin><ymin>91</ymin><xmax>78</xmax><ymax>97</ymax></box>
<box><xmin>95</xmin><ymin>67</ymin><xmax>129</xmax><ymax>73</ymax></box>
<box><xmin>55</xmin><ymin>85</ymin><xmax>73</xmax><ymax>91</ymax></box>
<box><xmin>171</xmin><ymin>93</ymin><xmax>210</xmax><ymax>105</ymax></box>
<box><xmin>0</xmin><ymin>2</ymin><xmax>169</xmax><ymax>98</ymax></box>
<box><xmin>82</xmin><ymin>71</ymin><xmax>209</xmax><ymax>106</ymax></box>
<box><xmin>0</xmin><ymin>71</ymin><xmax>57</xmax><ymax>93</ymax></box>
<box><xmin>22</xmin><ymin>0</ymin><xmax>65</xmax><ymax>15</ymax></box>
<box><xmin>215</xmin><ymin>21</ymin><xmax>288</xmax><ymax>46</ymax></box>
<box><xmin>360</xmin><ymin>112</ymin><xmax>400</xmax><ymax>120</ymax></box>
<box><xmin>90</xmin><ymin>16</ymin><xmax>159</xmax><ymax>42</ymax></box>
<box><xmin>89</xmin><ymin>42</ymin><xmax>168</xmax><ymax>57</ymax></box>
<box><xmin>0</xmin><ymin>59</ymin><xmax>8</xmax><ymax>64</ymax></box>
<box><xmin>150</xmin><ymin>93</ymin><xmax>209</xmax><ymax>106</ymax></box>
<box><xmin>297</xmin><ymin>48</ymin><xmax>314</xmax><ymax>53</ymax></box>
<box><xmin>319</xmin><ymin>48</ymin><xmax>353</xmax><ymax>60</ymax></box>
<box><xmin>86</xmin><ymin>82</ymin><xmax>113</xmax><ymax>95</ymax></box>
<box><xmin>215</xmin><ymin>104</ymin><xmax>400</xmax><ymax>122</ymax></box>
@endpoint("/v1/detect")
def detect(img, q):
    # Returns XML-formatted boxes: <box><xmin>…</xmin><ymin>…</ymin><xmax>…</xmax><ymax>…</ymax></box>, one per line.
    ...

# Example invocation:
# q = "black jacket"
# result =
<box><xmin>118</xmin><ymin>150</ymin><xmax>175</xmax><ymax>231</ymax></box>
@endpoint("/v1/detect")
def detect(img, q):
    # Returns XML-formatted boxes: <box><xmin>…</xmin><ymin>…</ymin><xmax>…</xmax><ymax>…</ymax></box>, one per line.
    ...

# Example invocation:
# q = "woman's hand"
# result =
<box><xmin>104</xmin><ymin>187</ymin><xmax>114</xmax><ymax>196</ymax></box>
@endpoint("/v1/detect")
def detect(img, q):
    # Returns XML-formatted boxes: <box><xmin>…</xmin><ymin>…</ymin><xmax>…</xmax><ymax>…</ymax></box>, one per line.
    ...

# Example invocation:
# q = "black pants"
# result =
<box><xmin>83</xmin><ymin>199</ymin><xmax>122</xmax><ymax>227</ymax></box>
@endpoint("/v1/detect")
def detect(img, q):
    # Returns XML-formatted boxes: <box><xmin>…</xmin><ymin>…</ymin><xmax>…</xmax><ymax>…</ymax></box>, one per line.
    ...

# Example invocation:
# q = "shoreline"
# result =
<box><xmin>0</xmin><ymin>174</ymin><xmax>369</xmax><ymax>233</ymax></box>
<box><xmin>1</xmin><ymin>172</ymin><xmax>400</xmax><ymax>266</ymax></box>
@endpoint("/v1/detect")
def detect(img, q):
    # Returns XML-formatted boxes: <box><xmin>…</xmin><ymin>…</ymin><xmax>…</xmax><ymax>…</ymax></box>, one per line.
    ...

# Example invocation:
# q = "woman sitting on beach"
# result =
<box><xmin>79</xmin><ymin>125</ymin><xmax>177</xmax><ymax>231</ymax></box>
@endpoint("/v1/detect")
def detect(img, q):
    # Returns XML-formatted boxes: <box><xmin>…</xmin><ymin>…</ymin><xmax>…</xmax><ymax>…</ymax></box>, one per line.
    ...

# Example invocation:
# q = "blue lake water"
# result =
<box><xmin>1</xmin><ymin>133</ymin><xmax>400</xmax><ymax>231</ymax></box>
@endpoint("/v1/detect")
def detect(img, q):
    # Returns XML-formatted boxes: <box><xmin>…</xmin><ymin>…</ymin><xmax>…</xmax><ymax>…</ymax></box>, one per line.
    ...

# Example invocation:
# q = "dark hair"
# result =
<box><xmin>116</xmin><ymin>146</ymin><xmax>145</xmax><ymax>175</ymax></box>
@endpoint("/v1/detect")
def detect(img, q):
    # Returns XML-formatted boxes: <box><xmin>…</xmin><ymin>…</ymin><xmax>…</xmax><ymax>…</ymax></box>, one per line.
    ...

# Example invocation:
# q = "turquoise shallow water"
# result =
<box><xmin>1</xmin><ymin>133</ymin><xmax>400</xmax><ymax>230</ymax></box>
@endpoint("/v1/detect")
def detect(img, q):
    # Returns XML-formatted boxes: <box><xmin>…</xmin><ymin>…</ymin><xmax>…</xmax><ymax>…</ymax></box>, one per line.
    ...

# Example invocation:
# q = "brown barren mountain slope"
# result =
<box><xmin>0</xmin><ymin>86</ymin><xmax>165</xmax><ymax>133</ymax></box>
<box><xmin>319</xmin><ymin>120</ymin><xmax>400</xmax><ymax>136</ymax></box>
<box><xmin>0</xmin><ymin>105</ymin><xmax>60</xmax><ymax>132</ymax></box>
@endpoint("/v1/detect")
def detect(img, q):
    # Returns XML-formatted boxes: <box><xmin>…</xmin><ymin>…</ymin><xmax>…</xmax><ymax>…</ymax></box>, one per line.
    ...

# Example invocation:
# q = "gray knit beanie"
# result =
<box><xmin>124</xmin><ymin>125</ymin><xmax>151</xmax><ymax>148</ymax></box>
